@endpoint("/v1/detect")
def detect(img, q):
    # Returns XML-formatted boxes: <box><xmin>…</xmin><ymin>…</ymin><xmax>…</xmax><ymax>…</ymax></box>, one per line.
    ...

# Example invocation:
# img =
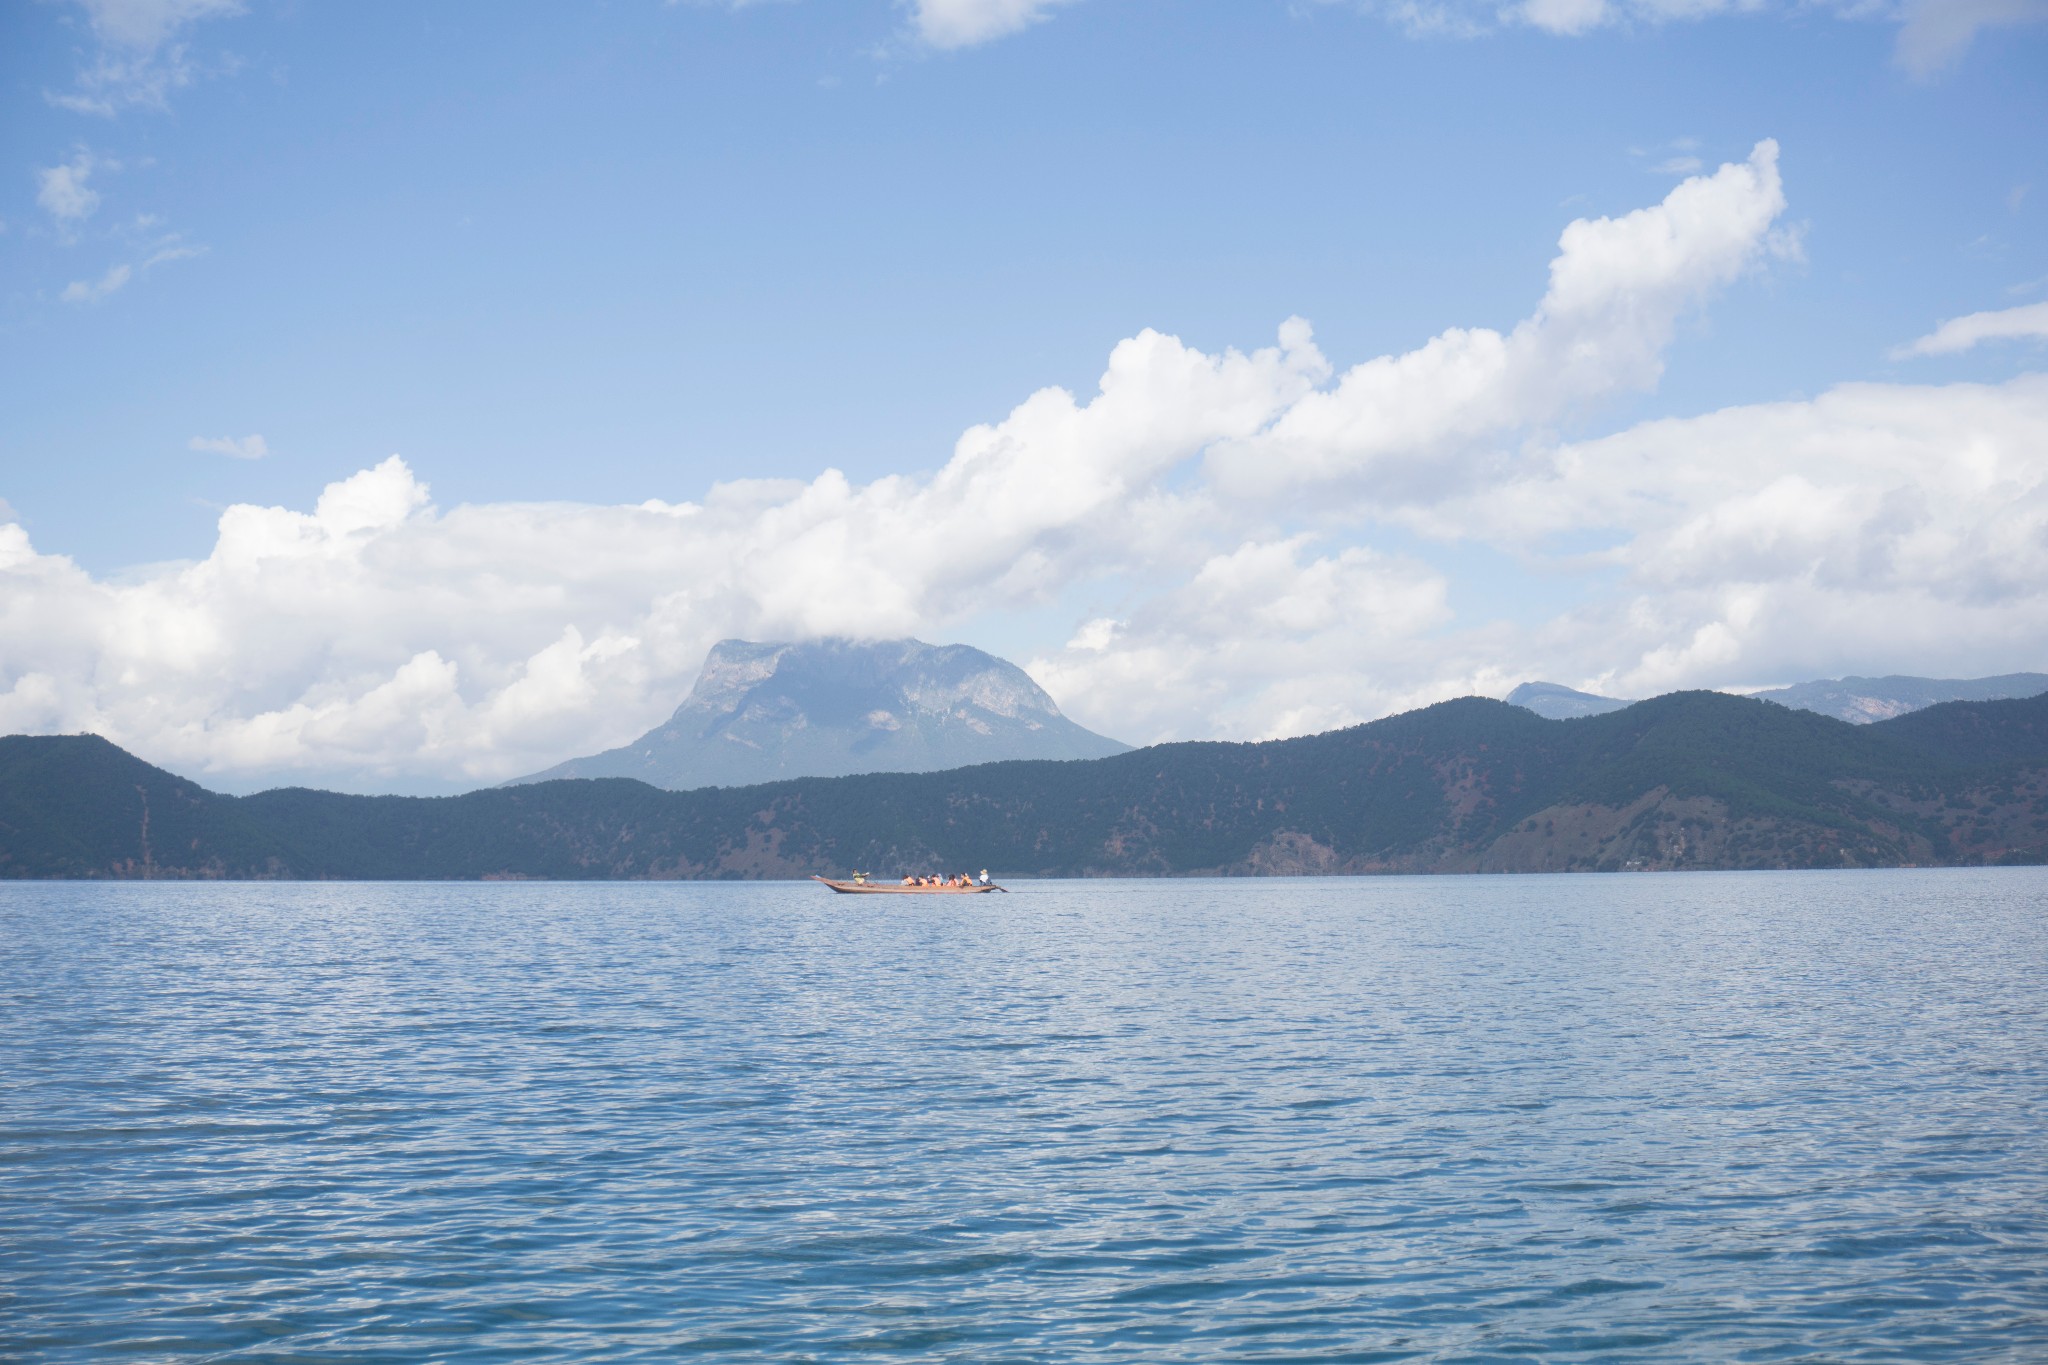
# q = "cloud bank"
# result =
<box><xmin>4</xmin><ymin>144</ymin><xmax>2044</xmax><ymax>790</ymax></box>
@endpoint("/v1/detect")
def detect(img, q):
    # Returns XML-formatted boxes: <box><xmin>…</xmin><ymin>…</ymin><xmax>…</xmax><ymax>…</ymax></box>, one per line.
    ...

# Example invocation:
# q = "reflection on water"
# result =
<box><xmin>3</xmin><ymin>870</ymin><xmax>2045</xmax><ymax>1362</ymax></box>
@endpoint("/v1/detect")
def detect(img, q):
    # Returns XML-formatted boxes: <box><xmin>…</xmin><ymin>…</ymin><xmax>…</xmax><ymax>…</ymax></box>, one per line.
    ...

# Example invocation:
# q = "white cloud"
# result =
<box><xmin>1029</xmin><ymin>372</ymin><xmax>2048</xmax><ymax>740</ymax></box>
<box><xmin>188</xmin><ymin>433</ymin><xmax>269</xmax><ymax>460</ymax></box>
<box><xmin>913</xmin><ymin>0</ymin><xmax>1079</xmax><ymax>48</ymax></box>
<box><xmin>1029</xmin><ymin>537</ymin><xmax>1456</xmax><ymax>743</ymax></box>
<box><xmin>60</xmin><ymin>263</ymin><xmax>132</xmax><ymax>303</ymax></box>
<box><xmin>140</xmin><ymin>235</ymin><xmax>202</xmax><ymax>269</ymax></box>
<box><xmin>5</xmin><ymin>146</ymin><xmax>2045</xmax><ymax>789</ymax></box>
<box><xmin>1895</xmin><ymin>301</ymin><xmax>2048</xmax><ymax>358</ymax></box>
<box><xmin>1380</xmin><ymin>0</ymin><xmax>1768</xmax><ymax>37</ymax></box>
<box><xmin>1894</xmin><ymin>0</ymin><xmax>2048</xmax><ymax>78</ymax></box>
<box><xmin>1365</xmin><ymin>0</ymin><xmax>2044</xmax><ymax>75</ymax></box>
<box><xmin>71</xmin><ymin>0</ymin><xmax>243</xmax><ymax>49</ymax></box>
<box><xmin>1530</xmin><ymin>376</ymin><xmax>2048</xmax><ymax>691</ymax></box>
<box><xmin>1517</xmin><ymin>0</ymin><xmax>1615</xmax><ymax>36</ymax></box>
<box><xmin>0</xmin><ymin>312</ymin><xmax>1328</xmax><ymax>784</ymax></box>
<box><xmin>36</xmin><ymin>151</ymin><xmax>106</xmax><ymax>224</ymax></box>
<box><xmin>49</xmin><ymin>0</ymin><xmax>244</xmax><ymax>115</ymax></box>
<box><xmin>1206</xmin><ymin>140</ymin><xmax>1789</xmax><ymax>502</ymax></box>
<box><xmin>55</xmin><ymin>231</ymin><xmax>200</xmax><ymax>305</ymax></box>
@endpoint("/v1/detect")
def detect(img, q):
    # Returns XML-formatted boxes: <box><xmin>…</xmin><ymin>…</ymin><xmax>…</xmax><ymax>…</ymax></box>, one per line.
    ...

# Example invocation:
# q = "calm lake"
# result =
<box><xmin>3</xmin><ymin>871</ymin><xmax>2045</xmax><ymax>1362</ymax></box>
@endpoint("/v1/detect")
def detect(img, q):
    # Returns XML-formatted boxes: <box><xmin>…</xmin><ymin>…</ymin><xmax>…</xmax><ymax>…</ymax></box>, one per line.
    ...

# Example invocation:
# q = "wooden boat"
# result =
<box><xmin>812</xmin><ymin>876</ymin><xmax>1006</xmax><ymax>894</ymax></box>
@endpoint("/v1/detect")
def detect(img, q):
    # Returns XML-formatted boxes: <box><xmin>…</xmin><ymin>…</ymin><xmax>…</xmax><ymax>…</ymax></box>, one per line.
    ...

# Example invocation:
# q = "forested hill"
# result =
<box><xmin>4</xmin><ymin>690</ymin><xmax>2047</xmax><ymax>879</ymax></box>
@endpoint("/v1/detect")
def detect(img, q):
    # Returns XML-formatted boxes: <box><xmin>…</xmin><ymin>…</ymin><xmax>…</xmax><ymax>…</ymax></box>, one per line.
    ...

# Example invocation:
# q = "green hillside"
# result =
<box><xmin>4</xmin><ymin>691</ymin><xmax>2046</xmax><ymax>879</ymax></box>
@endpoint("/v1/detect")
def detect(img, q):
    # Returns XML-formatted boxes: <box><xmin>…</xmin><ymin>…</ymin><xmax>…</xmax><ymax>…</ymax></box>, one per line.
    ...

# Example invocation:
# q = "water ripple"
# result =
<box><xmin>3</xmin><ymin>869</ymin><xmax>2046</xmax><ymax>1362</ymax></box>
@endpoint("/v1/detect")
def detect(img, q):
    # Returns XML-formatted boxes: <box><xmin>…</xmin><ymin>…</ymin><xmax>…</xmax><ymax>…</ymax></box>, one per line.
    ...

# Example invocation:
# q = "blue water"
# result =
<box><xmin>2</xmin><ymin>872</ymin><xmax>2045</xmax><ymax>1362</ymax></box>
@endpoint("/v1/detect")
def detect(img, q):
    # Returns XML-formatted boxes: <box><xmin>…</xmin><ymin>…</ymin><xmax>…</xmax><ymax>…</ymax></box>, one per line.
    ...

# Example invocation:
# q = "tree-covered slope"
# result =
<box><xmin>0</xmin><ymin>735</ymin><xmax>260</xmax><ymax>876</ymax></box>
<box><xmin>1864</xmin><ymin>691</ymin><xmax>2048</xmax><ymax>768</ymax></box>
<box><xmin>3</xmin><ymin>691</ymin><xmax>2045</xmax><ymax>879</ymax></box>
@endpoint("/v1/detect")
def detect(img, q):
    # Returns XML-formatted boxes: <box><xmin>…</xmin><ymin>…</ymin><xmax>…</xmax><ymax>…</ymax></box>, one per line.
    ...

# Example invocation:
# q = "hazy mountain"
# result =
<box><xmin>1751</xmin><ymin>673</ymin><xmax>2048</xmax><ymax>724</ymax></box>
<box><xmin>9</xmin><ymin>691</ymin><xmax>2047</xmax><ymax>879</ymax></box>
<box><xmin>1508</xmin><ymin>672</ymin><xmax>2048</xmax><ymax>725</ymax></box>
<box><xmin>1505</xmin><ymin>682</ymin><xmax>1632</xmax><ymax>720</ymax></box>
<box><xmin>511</xmin><ymin>638</ymin><xmax>1129</xmax><ymax>790</ymax></box>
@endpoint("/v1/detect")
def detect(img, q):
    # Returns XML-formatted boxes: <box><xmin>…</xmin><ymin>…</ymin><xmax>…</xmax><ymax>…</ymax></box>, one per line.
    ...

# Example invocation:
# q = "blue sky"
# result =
<box><xmin>2</xmin><ymin>0</ymin><xmax>2046</xmax><ymax>791</ymax></box>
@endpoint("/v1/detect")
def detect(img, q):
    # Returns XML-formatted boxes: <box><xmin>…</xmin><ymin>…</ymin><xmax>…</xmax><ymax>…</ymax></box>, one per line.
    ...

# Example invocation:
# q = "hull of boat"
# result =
<box><xmin>812</xmin><ymin>877</ymin><xmax>1005</xmax><ymax>894</ymax></box>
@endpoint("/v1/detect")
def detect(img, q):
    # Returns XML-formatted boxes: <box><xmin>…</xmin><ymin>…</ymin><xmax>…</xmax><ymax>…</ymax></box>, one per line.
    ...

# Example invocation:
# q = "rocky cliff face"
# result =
<box><xmin>511</xmin><ymin>638</ymin><xmax>1129</xmax><ymax>790</ymax></box>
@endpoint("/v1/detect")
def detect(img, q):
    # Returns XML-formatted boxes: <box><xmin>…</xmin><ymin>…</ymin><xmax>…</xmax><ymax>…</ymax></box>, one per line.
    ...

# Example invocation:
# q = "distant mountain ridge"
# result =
<box><xmin>1509</xmin><ymin>672</ymin><xmax>2048</xmax><ymax>724</ymax></box>
<box><xmin>1505</xmin><ymin>682</ymin><xmax>1632</xmax><ymax>720</ymax></box>
<box><xmin>512</xmin><ymin>637</ymin><xmax>1129</xmax><ymax>790</ymax></box>
<box><xmin>7</xmin><ymin>690</ymin><xmax>2047</xmax><ymax>879</ymax></box>
<box><xmin>1749</xmin><ymin>673</ymin><xmax>2048</xmax><ymax>723</ymax></box>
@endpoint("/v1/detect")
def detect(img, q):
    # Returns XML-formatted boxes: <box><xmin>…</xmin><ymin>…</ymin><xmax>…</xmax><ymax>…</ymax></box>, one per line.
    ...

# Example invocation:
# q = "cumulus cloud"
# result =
<box><xmin>49</xmin><ymin>0</ymin><xmax>244</xmax><ymax>115</ymax></box>
<box><xmin>912</xmin><ymin>0</ymin><xmax>1079</xmax><ymax>47</ymax></box>
<box><xmin>188</xmin><ymin>433</ymin><xmax>269</xmax><ymax>460</ymax></box>
<box><xmin>1516</xmin><ymin>0</ymin><xmax>1616</xmax><ymax>36</ymax></box>
<box><xmin>1895</xmin><ymin>301</ymin><xmax>2048</xmax><ymax>358</ymax></box>
<box><xmin>1206</xmin><ymin>140</ymin><xmax>1789</xmax><ymax>502</ymax></box>
<box><xmin>1030</xmin><ymin>537</ymin><xmax>1457</xmax><ymax>743</ymax></box>
<box><xmin>1027</xmin><ymin>372</ymin><xmax>2048</xmax><ymax>740</ymax></box>
<box><xmin>36</xmin><ymin>151</ymin><xmax>106</xmax><ymax>225</ymax></box>
<box><xmin>0</xmin><ymin>314</ymin><xmax>1328</xmax><ymax>786</ymax></box>
<box><xmin>1466</xmin><ymin>376</ymin><xmax>2048</xmax><ymax>680</ymax></box>
<box><xmin>5</xmin><ymin>145</ymin><xmax>2045</xmax><ymax>789</ymax></box>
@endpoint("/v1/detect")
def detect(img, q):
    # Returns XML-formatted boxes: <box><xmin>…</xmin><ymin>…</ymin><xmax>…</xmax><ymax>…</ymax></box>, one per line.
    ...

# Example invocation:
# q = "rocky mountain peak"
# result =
<box><xmin>512</xmin><ymin>637</ymin><xmax>1127</xmax><ymax>791</ymax></box>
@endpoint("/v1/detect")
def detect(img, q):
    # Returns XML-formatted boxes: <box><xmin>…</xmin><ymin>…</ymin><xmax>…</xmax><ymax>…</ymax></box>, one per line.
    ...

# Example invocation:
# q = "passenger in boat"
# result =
<box><xmin>902</xmin><ymin>875</ymin><xmax>916</xmax><ymax>886</ymax></box>
<box><xmin>977</xmin><ymin>869</ymin><xmax>989</xmax><ymax>885</ymax></box>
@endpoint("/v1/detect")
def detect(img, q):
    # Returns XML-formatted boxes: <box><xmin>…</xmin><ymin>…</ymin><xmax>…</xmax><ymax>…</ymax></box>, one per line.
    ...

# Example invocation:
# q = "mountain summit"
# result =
<box><xmin>1504</xmin><ymin>682</ymin><xmax>1631</xmax><ymax>720</ymax></box>
<box><xmin>512</xmin><ymin>638</ymin><xmax>1129</xmax><ymax>790</ymax></box>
